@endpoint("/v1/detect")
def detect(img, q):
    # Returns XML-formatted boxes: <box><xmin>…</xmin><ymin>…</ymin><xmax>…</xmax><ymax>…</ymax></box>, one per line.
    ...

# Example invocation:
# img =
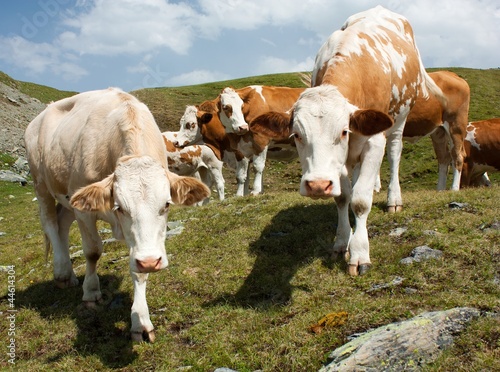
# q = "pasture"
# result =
<box><xmin>0</xmin><ymin>68</ymin><xmax>499</xmax><ymax>371</ymax></box>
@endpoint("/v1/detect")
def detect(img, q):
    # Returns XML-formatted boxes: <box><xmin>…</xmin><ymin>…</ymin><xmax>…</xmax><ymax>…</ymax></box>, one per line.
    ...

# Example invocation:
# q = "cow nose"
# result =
<box><xmin>305</xmin><ymin>180</ymin><xmax>333</xmax><ymax>196</ymax></box>
<box><xmin>237</xmin><ymin>125</ymin><xmax>249</xmax><ymax>134</ymax></box>
<box><xmin>136</xmin><ymin>257</ymin><xmax>163</xmax><ymax>273</ymax></box>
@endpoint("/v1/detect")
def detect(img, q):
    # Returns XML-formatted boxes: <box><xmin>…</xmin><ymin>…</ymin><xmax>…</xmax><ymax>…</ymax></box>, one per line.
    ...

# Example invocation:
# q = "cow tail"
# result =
<box><xmin>422</xmin><ymin>68</ymin><xmax>447</xmax><ymax>109</ymax></box>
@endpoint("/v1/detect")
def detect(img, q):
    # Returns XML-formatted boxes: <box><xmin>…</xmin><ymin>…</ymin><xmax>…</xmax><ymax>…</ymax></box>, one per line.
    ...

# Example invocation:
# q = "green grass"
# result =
<box><xmin>0</xmin><ymin>71</ymin><xmax>76</xmax><ymax>104</ymax></box>
<box><xmin>0</xmin><ymin>68</ymin><xmax>499</xmax><ymax>371</ymax></box>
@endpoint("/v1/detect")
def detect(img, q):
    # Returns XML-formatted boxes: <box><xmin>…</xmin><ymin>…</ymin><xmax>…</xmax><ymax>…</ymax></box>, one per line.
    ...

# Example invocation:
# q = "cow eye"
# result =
<box><xmin>291</xmin><ymin>132</ymin><xmax>302</xmax><ymax>142</ymax></box>
<box><xmin>160</xmin><ymin>202</ymin><xmax>170</xmax><ymax>216</ymax></box>
<box><xmin>112</xmin><ymin>204</ymin><xmax>124</xmax><ymax>214</ymax></box>
<box><xmin>341</xmin><ymin>128</ymin><xmax>350</xmax><ymax>138</ymax></box>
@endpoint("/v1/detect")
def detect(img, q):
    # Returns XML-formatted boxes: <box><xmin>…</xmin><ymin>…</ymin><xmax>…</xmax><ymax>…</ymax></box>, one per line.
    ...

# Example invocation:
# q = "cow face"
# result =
<box><xmin>219</xmin><ymin>87</ymin><xmax>248</xmax><ymax>134</ymax></box>
<box><xmin>70</xmin><ymin>156</ymin><xmax>209</xmax><ymax>273</ymax></box>
<box><xmin>291</xmin><ymin>86</ymin><xmax>393</xmax><ymax>198</ymax></box>
<box><xmin>175</xmin><ymin>106</ymin><xmax>202</xmax><ymax>147</ymax></box>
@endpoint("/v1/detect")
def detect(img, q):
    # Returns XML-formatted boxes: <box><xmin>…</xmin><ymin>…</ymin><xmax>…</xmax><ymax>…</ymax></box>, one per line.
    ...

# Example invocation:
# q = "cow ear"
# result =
<box><xmin>349</xmin><ymin>109</ymin><xmax>393</xmax><ymax>136</ymax></box>
<box><xmin>70</xmin><ymin>174</ymin><xmax>114</xmax><ymax>212</ymax></box>
<box><xmin>168</xmin><ymin>172</ymin><xmax>210</xmax><ymax>206</ymax></box>
<box><xmin>199</xmin><ymin>112</ymin><xmax>213</xmax><ymax>125</ymax></box>
<box><xmin>249</xmin><ymin>111</ymin><xmax>292</xmax><ymax>140</ymax></box>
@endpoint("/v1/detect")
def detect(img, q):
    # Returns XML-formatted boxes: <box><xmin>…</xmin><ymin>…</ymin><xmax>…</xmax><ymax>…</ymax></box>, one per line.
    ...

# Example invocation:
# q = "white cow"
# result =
<box><xmin>24</xmin><ymin>88</ymin><xmax>209</xmax><ymax>342</ymax></box>
<box><xmin>251</xmin><ymin>6</ymin><xmax>445</xmax><ymax>275</ymax></box>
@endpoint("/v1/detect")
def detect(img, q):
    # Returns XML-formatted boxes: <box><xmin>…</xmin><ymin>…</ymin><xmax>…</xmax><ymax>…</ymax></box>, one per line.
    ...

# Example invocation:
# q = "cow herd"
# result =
<box><xmin>23</xmin><ymin>6</ymin><xmax>499</xmax><ymax>342</ymax></box>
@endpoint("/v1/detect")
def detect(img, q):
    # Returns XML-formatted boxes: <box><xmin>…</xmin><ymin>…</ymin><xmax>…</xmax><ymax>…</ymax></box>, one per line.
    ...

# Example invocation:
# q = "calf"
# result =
<box><xmin>461</xmin><ymin>118</ymin><xmax>500</xmax><ymax>186</ymax></box>
<box><xmin>250</xmin><ymin>6</ymin><xmax>445</xmax><ymax>275</ymax></box>
<box><xmin>24</xmin><ymin>88</ymin><xmax>209</xmax><ymax>342</ymax></box>
<box><xmin>162</xmin><ymin>131</ymin><xmax>225</xmax><ymax>203</ymax></box>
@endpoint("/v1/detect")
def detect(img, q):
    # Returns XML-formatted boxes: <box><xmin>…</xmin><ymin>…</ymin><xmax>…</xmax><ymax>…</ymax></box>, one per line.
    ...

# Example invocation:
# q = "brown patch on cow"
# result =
<box><xmin>179</xmin><ymin>147</ymin><xmax>202</xmax><ymax>163</ymax></box>
<box><xmin>163</xmin><ymin>136</ymin><xmax>178</xmax><ymax>153</ymax></box>
<box><xmin>250</xmin><ymin>111</ymin><xmax>292</xmax><ymax>140</ymax></box>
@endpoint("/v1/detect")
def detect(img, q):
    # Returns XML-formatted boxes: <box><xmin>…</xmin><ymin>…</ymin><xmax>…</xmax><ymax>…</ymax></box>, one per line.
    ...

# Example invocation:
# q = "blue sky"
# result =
<box><xmin>0</xmin><ymin>0</ymin><xmax>498</xmax><ymax>93</ymax></box>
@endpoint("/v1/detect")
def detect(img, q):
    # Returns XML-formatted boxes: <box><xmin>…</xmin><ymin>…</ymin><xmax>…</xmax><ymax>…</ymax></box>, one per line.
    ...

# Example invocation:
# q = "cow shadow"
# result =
<box><xmin>206</xmin><ymin>202</ymin><xmax>349</xmax><ymax>310</ymax></box>
<box><xmin>14</xmin><ymin>274</ymin><xmax>137</xmax><ymax>368</ymax></box>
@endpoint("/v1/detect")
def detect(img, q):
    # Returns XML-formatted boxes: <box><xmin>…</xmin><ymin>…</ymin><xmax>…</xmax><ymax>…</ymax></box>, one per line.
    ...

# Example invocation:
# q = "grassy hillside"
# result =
<box><xmin>0</xmin><ymin>68</ymin><xmax>499</xmax><ymax>371</ymax></box>
<box><xmin>0</xmin><ymin>71</ymin><xmax>76</xmax><ymax>104</ymax></box>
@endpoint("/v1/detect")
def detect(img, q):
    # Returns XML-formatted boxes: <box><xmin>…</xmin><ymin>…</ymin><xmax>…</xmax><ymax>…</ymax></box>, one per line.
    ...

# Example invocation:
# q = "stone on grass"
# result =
<box><xmin>320</xmin><ymin>307</ymin><xmax>481</xmax><ymax>372</ymax></box>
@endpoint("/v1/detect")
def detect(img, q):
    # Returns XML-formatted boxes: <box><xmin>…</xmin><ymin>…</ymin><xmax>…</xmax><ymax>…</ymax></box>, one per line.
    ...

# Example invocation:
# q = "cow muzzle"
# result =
<box><xmin>304</xmin><ymin>180</ymin><xmax>334</xmax><ymax>198</ymax></box>
<box><xmin>236</xmin><ymin>125</ymin><xmax>249</xmax><ymax>134</ymax></box>
<box><xmin>135</xmin><ymin>257</ymin><xmax>165</xmax><ymax>273</ymax></box>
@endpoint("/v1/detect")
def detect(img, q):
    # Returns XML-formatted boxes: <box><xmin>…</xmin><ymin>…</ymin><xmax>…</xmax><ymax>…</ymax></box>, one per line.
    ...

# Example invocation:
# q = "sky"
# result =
<box><xmin>0</xmin><ymin>0</ymin><xmax>498</xmax><ymax>93</ymax></box>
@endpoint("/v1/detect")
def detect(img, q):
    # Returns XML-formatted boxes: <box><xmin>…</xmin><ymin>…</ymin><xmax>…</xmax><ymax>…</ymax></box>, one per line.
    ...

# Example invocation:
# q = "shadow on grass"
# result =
<box><xmin>16</xmin><ymin>274</ymin><xmax>137</xmax><ymax>368</ymax></box>
<box><xmin>206</xmin><ymin>202</ymin><xmax>351</xmax><ymax>310</ymax></box>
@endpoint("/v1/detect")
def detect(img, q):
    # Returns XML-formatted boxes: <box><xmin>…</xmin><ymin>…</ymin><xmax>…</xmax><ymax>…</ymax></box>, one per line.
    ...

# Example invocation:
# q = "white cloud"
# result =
<box><xmin>58</xmin><ymin>0</ymin><xmax>199</xmax><ymax>55</ymax></box>
<box><xmin>166</xmin><ymin>69</ymin><xmax>231</xmax><ymax>87</ymax></box>
<box><xmin>254</xmin><ymin>56</ymin><xmax>315</xmax><ymax>76</ymax></box>
<box><xmin>0</xmin><ymin>35</ymin><xmax>87</xmax><ymax>80</ymax></box>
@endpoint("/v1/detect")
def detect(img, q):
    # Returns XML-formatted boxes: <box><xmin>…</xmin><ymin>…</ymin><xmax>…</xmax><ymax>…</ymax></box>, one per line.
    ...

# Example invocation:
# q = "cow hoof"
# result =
<box><xmin>54</xmin><ymin>276</ymin><xmax>79</xmax><ymax>288</ymax></box>
<box><xmin>83</xmin><ymin>300</ymin><xmax>98</xmax><ymax>309</ymax></box>
<box><xmin>387</xmin><ymin>205</ymin><xmax>403</xmax><ymax>213</ymax></box>
<box><xmin>131</xmin><ymin>330</ymin><xmax>156</xmax><ymax>343</ymax></box>
<box><xmin>358</xmin><ymin>264</ymin><xmax>371</xmax><ymax>276</ymax></box>
<box><xmin>348</xmin><ymin>265</ymin><xmax>359</xmax><ymax>276</ymax></box>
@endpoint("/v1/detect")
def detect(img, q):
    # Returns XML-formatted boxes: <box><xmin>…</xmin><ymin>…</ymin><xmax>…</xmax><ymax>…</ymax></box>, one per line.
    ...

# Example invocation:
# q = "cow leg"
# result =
<box><xmin>197</xmin><ymin>168</ymin><xmax>212</xmax><ymax>205</ymax></box>
<box><xmin>448</xmin><ymin>131</ymin><xmax>466</xmax><ymax>191</ymax></box>
<box><xmin>130</xmin><ymin>271</ymin><xmax>155</xmax><ymax>342</ymax></box>
<box><xmin>75</xmin><ymin>212</ymin><xmax>103</xmax><ymax>305</ymax></box>
<box><xmin>36</xmin><ymin>186</ymin><xmax>78</xmax><ymax>288</ymax></box>
<box><xmin>332</xmin><ymin>173</ymin><xmax>352</xmax><ymax>261</ymax></box>
<box><xmin>208</xmin><ymin>161</ymin><xmax>225</xmax><ymax>201</ymax></box>
<box><xmin>250</xmin><ymin>146</ymin><xmax>268</xmax><ymax>195</ymax></box>
<box><xmin>386</xmin><ymin>129</ymin><xmax>403</xmax><ymax>213</ymax></box>
<box><xmin>235</xmin><ymin>158</ymin><xmax>250</xmax><ymax>196</ymax></box>
<box><xmin>430</xmin><ymin>127</ymin><xmax>451</xmax><ymax>190</ymax></box>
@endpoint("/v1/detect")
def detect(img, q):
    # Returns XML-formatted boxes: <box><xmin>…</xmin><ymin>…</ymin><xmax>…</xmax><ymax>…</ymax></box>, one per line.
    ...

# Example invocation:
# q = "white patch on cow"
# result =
<box><xmin>176</xmin><ymin>105</ymin><xmax>202</xmax><ymax>146</ymax></box>
<box><xmin>250</xmin><ymin>85</ymin><xmax>266</xmax><ymax>103</ymax></box>
<box><xmin>292</xmin><ymin>85</ymin><xmax>357</xmax><ymax>197</ymax></box>
<box><xmin>466</xmin><ymin>123</ymin><xmax>481</xmax><ymax>150</ymax></box>
<box><xmin>220</xmin><ymin>87</ymin><xmax>247</xmax><ymax>133</ymax></box>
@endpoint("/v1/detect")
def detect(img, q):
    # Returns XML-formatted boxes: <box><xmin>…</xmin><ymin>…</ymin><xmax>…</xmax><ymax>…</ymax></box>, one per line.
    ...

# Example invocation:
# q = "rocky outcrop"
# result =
<box><xmin>320</xmin><ymin>307</ymin><xmax>489</xmax><ymax>372</ymax></box>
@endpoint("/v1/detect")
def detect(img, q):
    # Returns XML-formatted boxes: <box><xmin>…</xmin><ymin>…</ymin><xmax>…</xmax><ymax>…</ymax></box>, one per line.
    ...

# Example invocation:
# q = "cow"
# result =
<box><xmin>219</xmin><ymin>85</ymin><xmax>305</xmax><ymax>161</ymax></box>
<box><xmin>162</xmin><ymin>131</ymin><xmax>225</xmax><ymax>203</ymax></box>
<box><xmin>403</xmin><ymin>70</ymin><xmax>470</xmax><ymax>190</ymax></box>
<box><xmin>460</xmin><ymin>118</ymin><xmax>500</xmax><ymax>186</ymax></box>
<box><xmin>249</xmin><ymin>6</ymin><xmax>445</xmax><ymax>275</ymax></box>
<box><xmin>175</xmin><ymin>102</ymin><xmax>270</xmax><ymax>196</ymax></box>
<box><xmin>24</xmin><ymin>88</ymin><xmax>210</xmax><ymax>342</ymax></box>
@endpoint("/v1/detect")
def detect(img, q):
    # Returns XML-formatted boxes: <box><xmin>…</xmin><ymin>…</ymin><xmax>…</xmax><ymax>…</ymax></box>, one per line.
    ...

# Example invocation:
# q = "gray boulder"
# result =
<box><xmin>320</xmin><ymin>307</ymin><xmax>482</xmax><ymax>372</ymax></box>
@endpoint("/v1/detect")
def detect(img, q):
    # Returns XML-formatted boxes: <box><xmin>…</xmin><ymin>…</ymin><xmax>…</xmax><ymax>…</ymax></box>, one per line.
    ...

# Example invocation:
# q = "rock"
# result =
<box><xmin>448</xmin><ymin>202</ymin><xmax>469</xmax><ymax>209</ymax></box>
<box><xmin>400</xmin><ymin>246</ymin><xmax>443</xmax><ymax>265</ymax></box>
<box><xmin>0</xmin><ymin>170</ymin><xmax>27</xmax><ymax>185</ymax></box>
<box><xmin>389</xmin><ymin>227</ymin><xmax>407</xmax><ymax>236</ymax></box>
<box><xmin>320</xmin><ymin>307</ymin><xmax>482</xmax><ymax>372</ymax></box>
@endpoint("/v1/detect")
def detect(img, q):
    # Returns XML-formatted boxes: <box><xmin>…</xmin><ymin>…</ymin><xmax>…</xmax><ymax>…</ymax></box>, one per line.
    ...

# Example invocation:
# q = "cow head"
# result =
<box><xmin>251</xmin><ymin>86</ymin><xmax>393</xmax><ymax>198</ymax></box>
<box><xmin>70</xmin><ymin>156</ymin><xmax>210</xmax><ymax>273</ymax></box>
<box><xmin>175</xmin><ymin>106</ymin><xmax>207</xmax><ymax>147</ymax></box>
<box><xmin>219</xmin><ymin>87</ymin><xmax>249</xmax><ymax>134</ymax></box>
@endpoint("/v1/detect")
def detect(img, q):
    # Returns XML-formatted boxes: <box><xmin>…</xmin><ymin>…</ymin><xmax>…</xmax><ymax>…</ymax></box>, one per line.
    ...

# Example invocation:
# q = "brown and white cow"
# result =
<box><xmin>162</xmin><ymin>131</ymin><xmax>225</xmax><ymax>203</ymax></box>
<box><xmin>250</xmin><ymin>6</ymin><xmax>445</xmax><ymax>275</ymax></box>
<box><xmin>460</xmin><ymin>118</ymin><xmax>500</xmax><ymax>186</ymax></box>
<box><xmin>24</xmin><ymin>88</ymin><xmax>209</xmax><ymax>342</ymax></box>
<box><xmin>175</xmin><ymin>102</ymin><xmax>271</xmax><ymax>196</ymax></box>
<box><xmin>219</xmin><ymin>85</ymin><xmax>305</xmax><ymax>161</ymax></box>
<box><xmin>403</xmin><ymin>70</ymin><xmax>470</xmax><ymax>190</ymax></box>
